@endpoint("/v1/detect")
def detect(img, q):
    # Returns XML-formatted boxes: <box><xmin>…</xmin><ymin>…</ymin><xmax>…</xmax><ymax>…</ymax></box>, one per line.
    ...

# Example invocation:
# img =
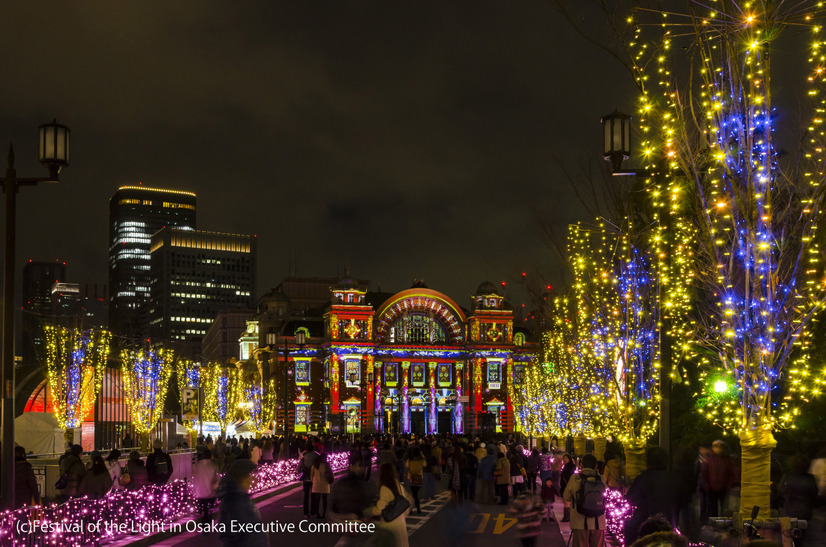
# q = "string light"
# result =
<box><xmin>43</xmin><ymin>326</ymin><xmax>111</xmax><ymax>430</ymax></box>
<box><xmin>121</xmin><ymin>348</ymin><xmax>174</xmax><ymax>436</ymax></box>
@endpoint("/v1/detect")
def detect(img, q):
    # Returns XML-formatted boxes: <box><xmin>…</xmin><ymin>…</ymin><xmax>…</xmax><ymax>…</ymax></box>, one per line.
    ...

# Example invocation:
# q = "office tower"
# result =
<box><xmin>51</xmin><ymin>282</ymin><xmax>108</xmax><ymax>329</ymax></box>
<box><xmin>108</xmin><ymin>185</ymin><xmax>196</xmax><ymax>339</ymax></box>
<box><xmin>149</xmin><ymin>228</ymin><xmax>256</xmax><ymax>356</ymax></box>
<box><xmin>21</xmin><ymin>260</ymin><xmax>67</xmax><ymax>364</ymax></box>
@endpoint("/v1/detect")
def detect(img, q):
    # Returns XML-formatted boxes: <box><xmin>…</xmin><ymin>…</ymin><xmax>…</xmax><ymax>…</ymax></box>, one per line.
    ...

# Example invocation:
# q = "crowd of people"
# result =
<box><xmin>10</xmin><ymin>432</ymin><xmax>826</xmax><ymax>547</ymax></box>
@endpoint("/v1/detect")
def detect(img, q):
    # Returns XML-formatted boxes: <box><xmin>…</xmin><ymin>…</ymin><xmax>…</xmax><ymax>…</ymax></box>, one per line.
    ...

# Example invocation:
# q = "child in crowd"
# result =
<box><xmin>540</xmin><ymin>477</ymin><xmax>556</xmax><ymax>521</ymax></box>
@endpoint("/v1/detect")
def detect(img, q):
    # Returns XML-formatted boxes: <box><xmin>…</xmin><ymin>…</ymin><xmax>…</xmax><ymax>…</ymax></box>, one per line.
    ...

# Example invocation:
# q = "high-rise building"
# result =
<box><xmin>21</xmin><ymin>260</ymin><xmax>67</xmax><ymax>364</ymax></box>
<box><xmin>108</xmin><ymin>185</ymin><xmax>196</xmax><ymax>339</ymax></box>
<box><xmin>51</xmin><ymin>282</ymin><xmax>108</xmax><ymax>329</ymax></box>
<box><xmin>149</xmin><ymin>228</ymin><xmax>256</xmax><ymax>356</ymax></box>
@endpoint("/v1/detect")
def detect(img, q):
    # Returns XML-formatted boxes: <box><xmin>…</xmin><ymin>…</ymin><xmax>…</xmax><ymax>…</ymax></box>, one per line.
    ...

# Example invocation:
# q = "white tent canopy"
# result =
<box><xmin>15</xmin><ymin>412</ymin><xmax>64</xmax><ymax>455</ymax></box>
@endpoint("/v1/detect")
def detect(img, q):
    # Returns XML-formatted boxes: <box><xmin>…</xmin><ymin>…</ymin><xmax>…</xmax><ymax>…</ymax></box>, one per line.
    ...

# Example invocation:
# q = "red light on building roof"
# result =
<box><xmin>501</xmin><ymin>281</ymin><xmax>506</xmax><ymax>286</ymax></box>
<box><xmin>546</xmin><ymin>285</ymin><xmax>552</xmax><ymax>291</ymax></box>
<box><xmin>521</xmin><ymin>272</ymin><xmax>526</xmax><ymax>277</ymax></box>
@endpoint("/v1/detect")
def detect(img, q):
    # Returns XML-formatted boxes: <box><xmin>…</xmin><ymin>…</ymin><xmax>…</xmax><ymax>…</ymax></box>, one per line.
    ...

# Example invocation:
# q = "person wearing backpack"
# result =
<box><xmin>563</xmin><ymin>453</ymin><xmax>606</xmax><ymax>547</ymax></box>
<box><xmin>146</xmin><ymin>439</ymin><xmax>174</xmax><ymax>485</ymax></box>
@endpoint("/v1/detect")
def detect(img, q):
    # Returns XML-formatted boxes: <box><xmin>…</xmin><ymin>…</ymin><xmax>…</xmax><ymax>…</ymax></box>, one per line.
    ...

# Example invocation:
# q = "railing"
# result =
<box><xmin>0</xmin><ymin>449</ymin><xmax>360</xmax><ymax>547</ymax></box>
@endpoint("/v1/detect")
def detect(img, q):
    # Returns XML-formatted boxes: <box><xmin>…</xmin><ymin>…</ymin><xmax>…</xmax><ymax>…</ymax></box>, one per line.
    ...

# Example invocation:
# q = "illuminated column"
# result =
<box><xmin>331</xmin><ymin>354</ymin><xmax>340</xmax><ymax>415</ymax></box>
<box><xmin>504</xmin><ymin>358</ymin><xmax>514</xmax><ymax>432</ymax></box>
<box><xmin>428</xmin><ymin>362</ymin><xmax>437</xmax><ymax>434</ymax></box>
<box><xmin>374</xmin><ymin>360</ymin><xmax>382</xmax><ymax>431</ymax></box>
<box><xmin>401</xmin><ymin>362</ymin><xmax>410</xmax><ymax>434</ymax></box>
<box><xmin>473</xmin><ymin>357</ymin><xmax>483</xmax><ymax>431</ymax></box>
<box><xmin>454</xmin><ymin>361</ymin><xmax>464</xmax><ymax>434</ymax></box>
<box><xmin>365</xmin><ymin>354</ymin><xmax>374</xmax><ymax>431</ymax></box>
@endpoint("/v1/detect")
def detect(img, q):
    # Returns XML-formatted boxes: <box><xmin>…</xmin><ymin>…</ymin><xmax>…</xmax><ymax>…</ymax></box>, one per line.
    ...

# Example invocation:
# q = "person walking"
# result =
<box><xmin>125</xmin><ymin>450</ymin><xmax>148</xmax><ymax>491</ymax></box>
<box><xmin>146</xmin><ymin>439</ymin><xmax>174</xmax><ymax>485</ymax></box>
<box><xmin>779</xmin><ymin>454</ymin><xmax>818</xmax><ymax>521</ymax></box>
<box><xmin>369</xmin><ymin>463</ymin><xmax>413</xmax><ymax>547</ymax></box>
<box><xmin>193</xmin><ymin>449</ymin><xmax>220</xmax><ymax>523</ymax></box>
<box><xmin>624</xmin><ymin>447</ymin><xmax>688</xmax><ymax>545</ymax></box>
<box><xmin>14</xmin><ymin>446</ymin><xmax>40</xmax><ymax>509</ymax></box>
<box><xmin>540</xmin><ymin>477</ymin><xmax>556</xmax><ymax>522</ymax></box>
<box><xmin>509</xmin><ymin>449</ymin><xmax>526</xmax><ymax>496</ymax></box>
<box><xmin>79</xmin><ymin>454</ymin><xmax>114</xmax><ymax>499</ymax></box>
<box><xmin>563</xmin><ymin>454</ymin><xmax>606</xmax><ymax>547</ymax></box>
<box><xmin>311</xmin><ymin>452</ymin><xmax>334</xmax><ymax>518</ymax></box>
<box><xmin>560</xmin><ymin>453</ymin><xmax>576</xmax><ymax>522</ymax></box>
<box><xmin>104</xmin><ymin>449</ymin><xmax>123</xmax><ymax>491</ymax></box>
<box><xmin>495</xmin><ymin>452</ymin><xmax>512</xmax><ymax>505</ymax></box>
<box><xmin>602</xmin><ymin>450</ymin><xmax>623</xmax><ymax>491</ymax></box>
<box><xmin>478</xmin><ymin>444</ymin><xmax>498</xmax><ymax>505</ymax></box>
<box><xmin>58</xmin><ymin>444</ymin><xmax>86</xmax><ymax>500</ymax></box>
<box><xmin>463</xmin><ymin>444</ymin><xmax>479</xmax><ymax>502</ymax></box>
<box><xmin>422</xmin><ymin>444</ymin><xmax>437</xmax><ymax>501</ymax></box>
<box><xmin>297</xmin><ymin>442</ymin><xmax>319</xmax><ymax>518</ymax></box>
<box><xmin>526</xmin><ymin>448</ymin><xmax>541</xmax><ymax>494</ymax></box>
<box><xmin>260</xmin><ymin>439</ymin><xmax>274</xmax><ymax>465</ymax></box>
<box><xmin>510</xmin><ymin>492</ymin><xmax>544</xmax><ymax>547</ymax></box>
<box><xmin>218</xmin><ymin>459</ymin><xmax>269</xmax><ymax>546</ymax></box>
<box><xmin>445</xmin><ymin>446</ymin><xmax>466</xmax><ymax>501</ymax></box>
<box><xmin>406</xmin><ymin>446</ymin><xmax>426</xmax><ymax>514</ymax></box>
<box><xmin>701</xmin><ymin>440</ymin><xmax>738</xmax><ymax>519</ymax></box>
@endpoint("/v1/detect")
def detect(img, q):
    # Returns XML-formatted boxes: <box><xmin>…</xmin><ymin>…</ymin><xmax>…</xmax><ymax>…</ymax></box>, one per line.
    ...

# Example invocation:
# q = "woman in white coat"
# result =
<box><xmin>370</xmin><ymin>463</ymin><xmax>412</xmax><ymax>547</ymax></box>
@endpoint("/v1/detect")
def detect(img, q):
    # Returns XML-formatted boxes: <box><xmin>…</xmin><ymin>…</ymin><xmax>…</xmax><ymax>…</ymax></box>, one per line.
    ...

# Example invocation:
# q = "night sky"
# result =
<box><xmin>1</xmin><ymin>1</ymin><xmax>638</xmax><ymax>307</ymax></box>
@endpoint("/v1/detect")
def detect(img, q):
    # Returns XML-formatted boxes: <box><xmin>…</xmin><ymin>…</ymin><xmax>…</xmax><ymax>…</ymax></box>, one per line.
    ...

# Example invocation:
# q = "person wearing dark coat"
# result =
<box><xmin>779</xmin><ymin>454</ymin><xmax>819</xmax><ymax>521</ymax></box>
<box><xmin>79</xmin><ymin>455</ymin><xmax>114</xmax><ymax>499</ymax></box>
<box><xmin>58</xmin><ymin>444</ymin><xmax>86</xmax><ymax>499</ymax></box>
<box><xmin>14</xmin><ymin>446</ymin><xmax>41</xmax><ymax>508</ymax></box>
<box><xmin>146</xmin><ymin>439</ymin><xmax>174</xmax><ymax>485</ymax></box>
<box><xmin>526</xmin><ymin>448</ymin><xmax>541</xmax><ymax>494</ymax></box>
<box><xmin>624</xmin><ymin>447</ymin><xmax>690</xmax><ymax>545</ymax></box>
<box><xmin>218</xmin><ymin>459</ymin><xmax>269</xmax><ymax>547</ymax></box>
<box><xmin>125</xmin><ymin>450</ymin><xmax>149</xmax><ymax>491</ymax></box>
<box><xmin>560</xmin><ymin>453</ymin><xmax>576</xmax><ymax>522</ymax></box>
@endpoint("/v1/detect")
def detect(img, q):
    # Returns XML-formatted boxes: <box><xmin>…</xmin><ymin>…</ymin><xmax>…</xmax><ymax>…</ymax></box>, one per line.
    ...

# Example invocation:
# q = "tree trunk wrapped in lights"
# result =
<box><xmin>232</xmin><ymin>361</ymin><xmax>265</xmax><ymax>436</ymax></box>
<box><xmin>201</xmin><ymin>363</ymin><xmax>240</xmax><ymax>438</ymax></box>
<box><xmin>121</xmin><ymin>348</ymin><xmax>175</xmax><ymax>450</ymax></box>
<box><xmin>628</xmin><ymin>1</ymin><xmax>826</xmax><ymax>516</ymax></box>
<box><xmin>43</xmin><ymin>326</ymin><xmax>111</xmax><ymax>442</ymax></box>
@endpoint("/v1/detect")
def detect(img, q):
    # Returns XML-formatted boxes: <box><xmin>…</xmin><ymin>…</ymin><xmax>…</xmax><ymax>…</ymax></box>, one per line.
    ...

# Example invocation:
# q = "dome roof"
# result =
<box><xmin>261</xmin><ymin>287</ymin><xmax>289</xmax><ymax>303</ymax></box>
<box><xmin>334</xmin><ymin>276</ymin><xmax>359</xmax><ymax>290</ymax></box>
<box><xmin>475</xmin><ymin>281</ymin><xmax>503</xmax><ymax>296</ymax></box>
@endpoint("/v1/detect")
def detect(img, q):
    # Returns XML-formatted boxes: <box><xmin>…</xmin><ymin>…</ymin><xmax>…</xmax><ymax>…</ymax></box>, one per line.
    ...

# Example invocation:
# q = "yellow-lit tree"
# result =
<box><xmin>628</xmin><ymin>0</ymin><xmax>826</xmax><ymax>516</ymax></box>
<box><xmin>201</xmin><ymin>362</ymin><xmax>240</xmax><ymax>438</ymax></box>
<box><xmin>121</xmin><ymin>348</ymin><xmax>175</xmax><ymax>449</ymax></box>
<box><xmin>43</xmin><ymin>326</ymin><xmax>111</xmax><ymax>443</ymax></box>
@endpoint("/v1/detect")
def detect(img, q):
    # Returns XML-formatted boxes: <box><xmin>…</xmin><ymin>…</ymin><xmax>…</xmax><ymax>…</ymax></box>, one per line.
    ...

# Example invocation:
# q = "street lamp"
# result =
<box><xmin>602</xmin><ymin>109</ymin><xmax>631</xmax><ymax>173</ymax></box>
<box><xmin>1</xmin><ymin>120</ymin><xmax>70</xmax><ymax>509</ymax></box>
<box><xmin>600</xmin><ymin>109</ymin><xmax>671</xmax><ymax>462</ymax></box>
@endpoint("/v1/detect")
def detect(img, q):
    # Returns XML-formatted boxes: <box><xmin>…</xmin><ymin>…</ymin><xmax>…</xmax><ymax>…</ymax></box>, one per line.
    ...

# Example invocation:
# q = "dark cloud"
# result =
<box><xmin>1</xmin><ymin>1</ymin><xmax>638</xmax><ymax>304</ymax></box>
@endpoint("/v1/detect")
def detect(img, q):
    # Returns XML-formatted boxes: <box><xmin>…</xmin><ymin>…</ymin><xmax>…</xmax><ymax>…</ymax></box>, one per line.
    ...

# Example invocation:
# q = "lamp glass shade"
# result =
<box><xmin>38</xmin><ymin>120</ymin><xmax>70</xmax><ymax>174</ymax></box>
<box><xmin>295</xmin><ymin>329</ymin><xmax>307</xmax><ymax>346</ymax></box>
<box><xmin>601</xmin><ymin>110</ymin><xmax>630</xmax><ymax>160</ymax></box>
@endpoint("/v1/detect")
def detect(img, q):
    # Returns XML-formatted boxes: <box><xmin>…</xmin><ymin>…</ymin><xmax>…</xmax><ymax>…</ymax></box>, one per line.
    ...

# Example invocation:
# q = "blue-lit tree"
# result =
<box><xmin>43</xmin><ymin>326</ymin><xmax>111</xmax><ymax>441</ymax></box>
<box><xmin>629</xmin><ymin>1</ymin><xmax>826</xmax><ymax>515</ymax></box>
<box><xmin>121</xmin><ymin>348</ymin><xmax>175</xmax><ymax>450</ymax></box>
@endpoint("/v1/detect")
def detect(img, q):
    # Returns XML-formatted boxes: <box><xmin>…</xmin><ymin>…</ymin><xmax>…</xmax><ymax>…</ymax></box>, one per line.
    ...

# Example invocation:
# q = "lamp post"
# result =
<box><xmin>600</xmin><ymin>109</ymin><xmax>671</xmax><ymax>462</ymax></box>
<box><xmin>1</xmin><ymin>120</ymin><xmax>70</xmax><ymax>509</ymax></box>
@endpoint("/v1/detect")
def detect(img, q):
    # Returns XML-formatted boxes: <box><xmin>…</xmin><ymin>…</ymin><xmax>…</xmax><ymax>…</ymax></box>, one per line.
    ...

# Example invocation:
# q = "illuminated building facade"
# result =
<box><xmin>108</xmin><ymin>185</ymin><xmax>196</xmax><ymax>340</ymax></box>
<box><xmin>149</xmin><ymin>228</ymin><xmax>256</xmax><ymax>356</ymax></box>
<box><xmin>249</xmin><ymin>278</ymin><xmax>534</xmax><ymax>435</ymax></box>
